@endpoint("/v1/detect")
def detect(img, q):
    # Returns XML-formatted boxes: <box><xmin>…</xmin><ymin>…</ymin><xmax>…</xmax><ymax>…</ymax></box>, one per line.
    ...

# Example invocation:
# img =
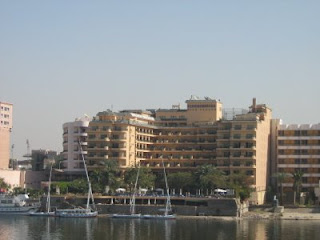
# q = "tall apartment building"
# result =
<box><xmin>276</xmin><ymin>124</ymin><xmax>320</xmax><ymax>192</ymax></box>
<box><xmin>62</xmin><ymin>116</ymin><xmax>90</xmax><ymax>171</ymax></box>
<box><xmin>87</xmin><ymin>97</ymin><xmax>272</xmax><ymax>204</ymax></box>
<box><xmin>0</xmin><ymin>102</ymin><xmax>13</xmax><ymax>169</ymax></box>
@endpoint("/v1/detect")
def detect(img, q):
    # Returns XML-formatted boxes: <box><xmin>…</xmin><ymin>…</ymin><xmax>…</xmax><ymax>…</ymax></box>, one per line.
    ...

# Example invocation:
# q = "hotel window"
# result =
<box><xmin>246</xmin><ymin>170</ymin><xmax>254</xmax><ymax>176</ymax></box>
<box><xmin>234</xmin><ymin>125</ymin><xmax>242</xmax><ymax>130</ymax></box>
<box><xmin>247</xmin><ymin>125</ymin><xmax>255</xmax><ymax>130</ymax></box>
<box><xmin>278</xmin><ymin>131</ymin><xmax>284</xmax><ymax>136</ymax></box>
<box><xmin>301</xmin><ymin>131</ymin><xmax>308</xmax><ymax>136</ymax></box>
<box><xmin>233</xmin><ymin>134</ymin><xmax>241</xmax><ymax>139</ymax></box>
<box><xmin>294</xmin><ymin>131</ymin><xmax>300</xmax><ymax>136</ymax></box>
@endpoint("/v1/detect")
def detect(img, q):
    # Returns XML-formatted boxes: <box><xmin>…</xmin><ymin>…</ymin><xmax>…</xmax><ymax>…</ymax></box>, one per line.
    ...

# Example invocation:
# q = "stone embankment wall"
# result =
<box><xmin>95</xmin><ymin>198</ymin><xmax>245</xmax><ymax>217</ymax></box>
<box><xmin>48</xmin><ymin>196</ymin><xmax>247</xmax><ymax>217</ymax></box>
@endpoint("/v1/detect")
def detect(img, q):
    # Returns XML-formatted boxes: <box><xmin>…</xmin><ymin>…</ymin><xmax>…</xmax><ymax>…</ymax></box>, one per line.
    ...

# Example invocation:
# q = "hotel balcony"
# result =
<box><xmin>73</xmin><ymin>132</ymin><xmax>87</xmax><ymax>137</ymax></box>
<box><xmin>278</xmin><ymin>145</ymin><xmax>320</xmax><ymax>150</ymax></box>
<box><xmin>278</xmin><ymin>164</ymin><xmax>320</xmax><ymax>168</ymax></box>
<box><xmin>278</xmin><ymin>136</ymin><xmax>320</xmax><ymax>140</ymax></box>
<box><xmin>281</xmin><ymin>183</ymin><xmax>319</xmax><ymax>187</ymax></box>
<box><xmin>278</xmin><ymin>154</ymin><xmax>320</xmax><ymax>159</ymax></box>
<box><xmin>87</xmin><ymin>155</ymin><xmax>109</xmax><ymax>160</ymax></box>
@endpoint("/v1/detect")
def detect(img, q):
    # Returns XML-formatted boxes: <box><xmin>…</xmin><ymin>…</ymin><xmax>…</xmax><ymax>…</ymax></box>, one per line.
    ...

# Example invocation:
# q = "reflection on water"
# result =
<box><xmin>1</xmin><ymin>216</ymin><xmax>320</xmax><ymax>240</ymax></box>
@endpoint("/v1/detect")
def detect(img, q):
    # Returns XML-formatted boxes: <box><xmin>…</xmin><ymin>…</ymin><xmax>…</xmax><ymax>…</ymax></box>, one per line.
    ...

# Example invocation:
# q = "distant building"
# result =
<box><xmin>0</xmin><ymin>102</ymin><xmax>13</xmax><ymax>169</ymax></box>
<box><xmin>62</xmin><ymin>115</ymin><xmax>90</xmax><ymax>172</ymax></box>
<box><xmin>87</xmin><ymin>97</ymin><xmax>272</xmax><ymax>204</ymax></box>
<box><xmin>31</xmin><ymin>149</ymin><xmax>57</xmax><ymax>171</ymax></box>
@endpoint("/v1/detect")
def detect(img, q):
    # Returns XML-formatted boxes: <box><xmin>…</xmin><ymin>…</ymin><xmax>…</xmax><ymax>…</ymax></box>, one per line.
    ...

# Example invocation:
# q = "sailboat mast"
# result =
<box><xmin>130</xmin><ymin>163</ymin><xmax>140</xmax><ymax>215</ymax></box>
<box><xmin>79</xmin><ymin>140</ymin><xmax>95</xmax><ymax>210</ymax></box>
<box><xmin>46</xmin><ymin>163</ymin><xmax>53</xmax><ymax>213</ymax></box>
<box><xmin>162</xmin><ymin>160</ymin><xmax>171</xmax><ymax>216</ymax></box>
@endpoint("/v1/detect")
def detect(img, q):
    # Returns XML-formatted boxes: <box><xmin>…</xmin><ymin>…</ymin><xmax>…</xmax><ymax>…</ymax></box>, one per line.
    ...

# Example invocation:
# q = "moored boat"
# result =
<box><xmin>112</xmin><ymin>164</ymin><xmax>141</xmax><ymax>219</ymax></box>
<box><xmin>55</xmin><ymin>141</ymin><xmax>98</xmax><ymax>218</ymax></box>
<box><xmin>29</xmin><ymin>164</ymin><xmax>55</xmax><ymax>217</ymax></box>
<box><xmin>0</xmin><ymin>194</ymin><xmax>38</xmax><ymax>215</ymax></box>
<box><xmin>141</xmin><ymin>160</ymin><xmax>175</xmax><ymax>220</ymax></box>
<box><xmin>55</xmin><ymin>208</ymin><xmax>97</xmax><ymax>218</ymax></box>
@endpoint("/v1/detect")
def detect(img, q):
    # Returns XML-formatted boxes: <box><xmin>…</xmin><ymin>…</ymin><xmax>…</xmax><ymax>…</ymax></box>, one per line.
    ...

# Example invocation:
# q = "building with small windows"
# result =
<box><xmin>0</xmin><ymin>102</ymin><xmax>13</xmax><ymax>169</ymax></box>
<box><xmin>62</xmin><ymin>115</ymin><xmax>91</xmax><ymax>172</ymax></box>
<box><xmin>86</xmin><ymin>97</ymin><xmax>272</xmax><ymax>204</ymax></box>
<box><xmin>276</xmin><ymin>123</ymin><xmax>320</xmax><ymax>193</ymax></box>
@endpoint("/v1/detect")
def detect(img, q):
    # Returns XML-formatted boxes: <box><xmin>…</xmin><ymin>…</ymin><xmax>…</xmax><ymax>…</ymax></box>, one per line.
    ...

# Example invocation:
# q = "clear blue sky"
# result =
<box><xmin>1</xmin><ymin>1</ymin><xmax>319</xmax><ymax>159</ymax></box>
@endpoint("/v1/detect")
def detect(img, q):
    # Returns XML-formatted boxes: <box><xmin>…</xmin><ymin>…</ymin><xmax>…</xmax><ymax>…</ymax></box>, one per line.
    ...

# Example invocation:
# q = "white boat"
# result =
<box><xmin>142</xmin><ymin>160</ymin><xmax>176</xmax><ymax>220</ymax></box>
<box><xmin>29</xmin><ymin>164</ymin><xmax>55</xmax><ymax>217</ymax></box>
<box><xmin>56</xmin><ymin>141</ymin><xmax>98</xmax><ymax>218</ymax></box>
<box><xmin>55</xmin><ymin>208</ymin><xmax>97</xmax><ymax>218</ymax></box>
<box><xmin>112</xmin><ymin>164</ymin><xmax>141</xmax><ymax>219</ymax></box>
<box><xmin>0</xmin><ymin>193</ymin><xmax>38</xmax><ymax>215</ymax></box>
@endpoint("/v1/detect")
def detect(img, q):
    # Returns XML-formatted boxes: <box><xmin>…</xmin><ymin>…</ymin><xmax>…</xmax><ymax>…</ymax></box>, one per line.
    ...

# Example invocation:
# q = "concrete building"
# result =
<box><xmin>0</xmin><ymin>102</ymin><xmax>13</xmax><ymax>169</ymax></box>
<box><xmin>62</xmin><ymin>115</ymin><xmax>90</xmax><ymax>171</ymax></box>
<box><xmin>276</xmin><ymin>123</ymin><xmax>320</xmax><ymax>193</ymax></box>
<box><xmin>87</xmin><ymin>97</ymin><xmax>272</xmax><ymax>204</ymax></box>
<box><xmin>31</xmin><ymin>149</ymin><xmax>57</xmax><ymax>171</ymax></box>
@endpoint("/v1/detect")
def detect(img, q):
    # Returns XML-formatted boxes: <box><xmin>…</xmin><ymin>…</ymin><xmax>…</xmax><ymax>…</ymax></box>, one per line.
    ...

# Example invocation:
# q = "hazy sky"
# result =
<box><xmin>1</xmin><ymin>1</ymin><xmax>319</xmax><ymax>159</ymax></box>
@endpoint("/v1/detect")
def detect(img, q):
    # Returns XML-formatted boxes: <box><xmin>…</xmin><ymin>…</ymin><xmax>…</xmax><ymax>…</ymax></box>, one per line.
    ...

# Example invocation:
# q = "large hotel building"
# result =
<box><xmin>0</xmin><ymin>102</ymin><xmax>13</xmax><ymax>169</ymax></box>
<box><xmin>83</xmin><ymin>97</ymin><xmax>272</xmax><ymax>204</ymax></box>
<box><xmin>276</xmin><ymin>123</ymin><xmax>320</xmax><ymax>193</ymax></box>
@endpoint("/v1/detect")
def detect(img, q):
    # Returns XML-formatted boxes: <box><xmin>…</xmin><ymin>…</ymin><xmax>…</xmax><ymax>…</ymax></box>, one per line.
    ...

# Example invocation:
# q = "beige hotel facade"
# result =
<box><xmin>0</xmin><ymin>102</ymin><xmax>13</xmax><ymax>169</ymax></box>
<box><xmin>276</xmin><ymin>123</ymin><xmax>320</xmax><ymax>192</ymax></box>
<box><xmin>85</xmin><ymin>97</ymin><xmax>272</xmax><ymax>204</ymax></box>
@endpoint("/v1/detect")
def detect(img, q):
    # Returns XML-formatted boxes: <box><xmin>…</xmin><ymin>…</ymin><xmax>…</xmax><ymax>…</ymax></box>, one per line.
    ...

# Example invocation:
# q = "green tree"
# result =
<box><xmin>89</xmin><ymin>159</ymin><xmax>121</xmax><ymax>193</ymax></box>
<box><xmin>228</xmin><ymin>172</ymin><xmax>253</xmax><ymax>201</ymax></box>
<box><xmin>273</xmin><ymin>172</ymin><xmax>290</xmax><ymax>205</ymax></box>
<box><xmin>167</xmin><ymin>172</ymin><xmax>194</xmax><ymax>194</ymax></box>
<box><xmin>0</xmin><ymin>177</ymin><xmax>10</xmax><ymax>191</ymax></box>
<box><xmin>124</xmin><ymin>167</ymin><xmax>155</xmax><ymax>191</ymax></box>
<box><xmin>68</xmin><ymin>179</ymin><xmax>88</xmax><ymax>194</ymax></box>
<box><xmin>292</xmin><ymin>170</ymin><xmax>304</xmax><ymax>205</ymax></box>
<box><xmin>12</xmin><ymin>187</ymin><xmax>25</xmax><ymax>195</ymax></box>
<box><xmin>194</xmin><ymin>165</ymin><xmax>227</xmax><ymax>195</ymax></box>
<box><xmin>55</xmin><ymin>181</ymin><xmax>70</xmax><ymax>194</ymax></box>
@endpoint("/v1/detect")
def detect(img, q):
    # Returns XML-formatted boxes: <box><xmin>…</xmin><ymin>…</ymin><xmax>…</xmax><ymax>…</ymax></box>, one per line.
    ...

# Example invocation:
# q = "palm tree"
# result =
<box><xmin>273</xmin><ymin>172</ymin><xmax>290</xmax><ymax>205</ymax></box>
<box><xmin>292</xmin><ymin>170</ymin><xmax>304</xmax><ymax>205</ymax></box>
<box><xmin>194</xmin><ymin>165</ymin><xmax>226</xmax><ymax>195</ymax></box>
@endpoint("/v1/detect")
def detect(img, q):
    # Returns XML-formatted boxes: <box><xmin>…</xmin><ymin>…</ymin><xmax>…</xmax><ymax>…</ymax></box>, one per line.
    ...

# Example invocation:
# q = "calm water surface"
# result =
<box><xmin>0</xmin><ymin>216</ymin><xmax>319</xmax><ymax>240</ymax></box>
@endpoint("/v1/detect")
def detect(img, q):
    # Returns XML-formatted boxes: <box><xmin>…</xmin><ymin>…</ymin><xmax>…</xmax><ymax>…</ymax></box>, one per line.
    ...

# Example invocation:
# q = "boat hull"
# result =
<box><xmin>29</xmin><ymin>211</ymin><xmax>55</xmax><ymax>217</ymax></box>
<box><xmin>112</xmin><ymin>213</ymin><xmax>141</xmax><ymax>219</ymax></box>
<box><xmin>0</xmin><ymin>207</ymin><xmax>37</xmax><ymax>215</ymax></box>
<box><xmin>56</xmin><ymin>209</ymin><xmax>98</xmax><ymax>218</ymax></box>
<box><xmin>142</xmin><ymin>214</ymin><xmax>176</xmax><ymax>220</ymax></box>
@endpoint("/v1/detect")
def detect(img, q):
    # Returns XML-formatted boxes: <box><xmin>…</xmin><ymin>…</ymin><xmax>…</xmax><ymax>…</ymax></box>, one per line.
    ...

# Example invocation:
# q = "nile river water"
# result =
<box><xmin>0</xmin><ymin>216</ymin><xmax>320</xmax><ymax>240</ymax></box>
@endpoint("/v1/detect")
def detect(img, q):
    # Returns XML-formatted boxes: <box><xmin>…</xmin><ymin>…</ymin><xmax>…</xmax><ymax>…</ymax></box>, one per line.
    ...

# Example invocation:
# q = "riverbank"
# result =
<box><xmin>98</xmin><ymin>212</ymin><xmax>320</xmax><ymax>221</ymax></box>
<box><xmin>242</xmin><ymin>207</ymin><xmax>320</xmax><ymax>220</ymax></box>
